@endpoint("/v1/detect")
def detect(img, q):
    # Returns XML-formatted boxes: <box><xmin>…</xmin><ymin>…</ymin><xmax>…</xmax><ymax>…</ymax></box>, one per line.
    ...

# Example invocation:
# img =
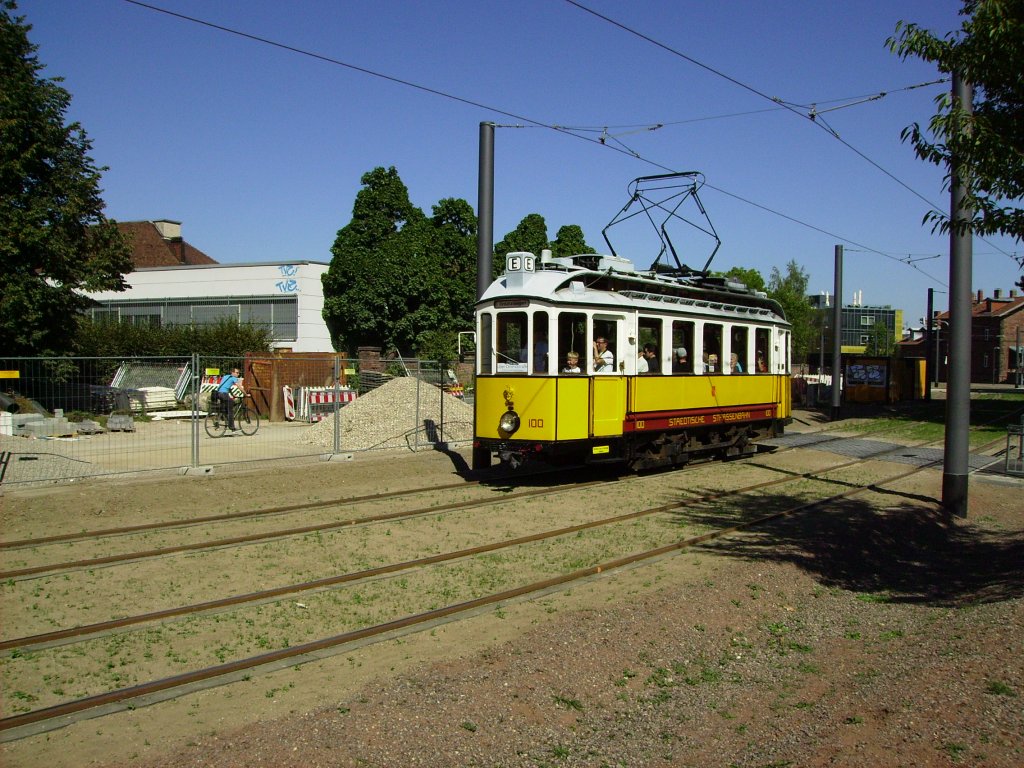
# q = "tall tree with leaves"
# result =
<box><xmin>888</xmin><ymin>0</ymin><xmax>1024</xmax><ymax>288</ymax></box>
<box><xmin>550</xmin><ymin>224</ymin><xmax>594</xmax><ymax>259</ymax></box>
<box><xmin>1</xmin><ymin>0</ymin><xmax>132</xmax><ymax>356</ymax></box>
<box><xmin>322</xmin><ymin>167</ymin><xmax>425</xmax><ymax>352</ymax></box>
<box><xmin>323</xmin><ymin>167</ymin><xmax>479</xmax><ymax>357</ymax></box>
<box><xmin>767</xmin><ymin>260</ymin><xmax>813</xmax><ymax>363</ymax></box>
<box><xmin>492</xmin><ymin>213</ymin><xmax>550</xmax><ymax>277</ymax></box>
<box><xmin>394</xmin><ymin>197</ymin><xmax>477</xmax><ymax>358</ymax></box>
<box><xmin>720</xmin><ymin>266</ymin><xmax>767</xmax><ymax>293</ymax></box>
<box><xmin>863</xmin><ymin>321</ymin><xmax>897</xmax><ymax>357</ymax></box>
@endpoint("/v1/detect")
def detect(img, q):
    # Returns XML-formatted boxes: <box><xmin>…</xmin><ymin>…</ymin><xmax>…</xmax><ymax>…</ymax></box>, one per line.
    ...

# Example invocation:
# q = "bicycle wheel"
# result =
<box><xmin>238</xmin><ymin>404</ymin><xmax>260</xmax><ymax>436</ymax></box>
<box><xmin>204</xmin><ymin>409</ymin><xmax>227</xmax><ymax>438</ymax></box>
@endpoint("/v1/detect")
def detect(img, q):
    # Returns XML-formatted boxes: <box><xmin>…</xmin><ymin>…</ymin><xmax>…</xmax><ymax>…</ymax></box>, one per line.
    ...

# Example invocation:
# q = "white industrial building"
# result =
<box><xmin>86</xmin><ymin>260</ymin><xmax>333</xmax><ymax>353</ymax></box>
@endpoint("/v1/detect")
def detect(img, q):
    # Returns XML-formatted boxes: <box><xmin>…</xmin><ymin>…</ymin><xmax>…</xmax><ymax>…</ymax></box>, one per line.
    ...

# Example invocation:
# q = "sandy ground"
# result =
<box><xmin>1</xmin><ymin>412</ymin><xmax>1022</xmax><ymax>768</ymax></box>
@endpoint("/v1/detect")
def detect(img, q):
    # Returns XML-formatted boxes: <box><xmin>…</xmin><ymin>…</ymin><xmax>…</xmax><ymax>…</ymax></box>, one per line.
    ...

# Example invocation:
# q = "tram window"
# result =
<box><xmin>730</xmin><ymin>326</ymin><xmax>748</xmax><ymax>374</ymax></box>
<box><xmin>496</xmin><ymin>312</ymin><xmax>528</xmax><ymax>372</ymax></box>
<box><xmin>638</xmin><ymin>317</ymin><xmax>662</xmax><ymax>374</ymax></box>
<box><xmin>480</xmin><ymin>314</ymin><xmax>493</xmax><ymax>374</ymax></box>
<box><xmin>703</xmin><ymin>323</ymin><xmax>723</xmax><ymax>373</ymax></box>
<box><xmin>671</xmin><ymin>320</ymin><xmax>694</xmax><ymax>374</ymax></box>
<box><xmin>533</xmin><ymin>312</ymin><xmax>549</xmax><ymax>373</ymax></box>
<box><xmin>558</xmin><ymin>312</ymin><xmax>586</xmax><ymax>374</ymax></box>
<box><xmin>755</xmin><ymin>328</ymin><xmax>770</xmax><ymax>373</ymax></box>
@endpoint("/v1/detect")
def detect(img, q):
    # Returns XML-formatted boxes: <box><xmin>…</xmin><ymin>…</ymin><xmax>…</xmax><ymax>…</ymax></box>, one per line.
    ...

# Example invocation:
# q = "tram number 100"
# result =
<box><xmin>528</xmin><ymin>418</ymin><xmax>544</xmax><ymax>428</ymax></box>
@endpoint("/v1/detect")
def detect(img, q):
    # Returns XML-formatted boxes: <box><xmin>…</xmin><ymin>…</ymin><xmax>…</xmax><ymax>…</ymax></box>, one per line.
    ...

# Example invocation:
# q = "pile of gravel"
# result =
<box><xmin>300</xmin><ymin>376</ymin><xmax>474</xmax><ymax>452</ymax></box>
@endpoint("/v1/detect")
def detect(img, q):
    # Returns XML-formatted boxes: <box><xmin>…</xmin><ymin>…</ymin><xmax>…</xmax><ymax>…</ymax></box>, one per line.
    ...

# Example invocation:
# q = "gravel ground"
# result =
<box><xmin>4</xmin><ymin>408</ymin><xmax>1022</xmax><ymax>768</ymax></box>
<box><xmin>104</xmin><ymin>468</ymin><xmax>1023</xmax><ymax>768</ymax></box>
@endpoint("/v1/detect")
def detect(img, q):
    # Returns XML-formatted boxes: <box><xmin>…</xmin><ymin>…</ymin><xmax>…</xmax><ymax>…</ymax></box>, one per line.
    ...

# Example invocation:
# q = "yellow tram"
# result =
<box><xmin>471</xmin><ymin>250</ymin><xmax>792</xmax><ymax>471</ymax></box>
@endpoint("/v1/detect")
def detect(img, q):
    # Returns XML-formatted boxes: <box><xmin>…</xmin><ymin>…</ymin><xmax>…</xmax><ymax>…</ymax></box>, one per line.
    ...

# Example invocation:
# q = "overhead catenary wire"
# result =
<box><xmin>563</xmin><ymin>0</ymin><xmax>1017</xmax><ymax>265</ymax></box>
<box><xmin>122</xmin><ymin>0</ymin><xmax>951</xmax><ymax>285</ymax></box>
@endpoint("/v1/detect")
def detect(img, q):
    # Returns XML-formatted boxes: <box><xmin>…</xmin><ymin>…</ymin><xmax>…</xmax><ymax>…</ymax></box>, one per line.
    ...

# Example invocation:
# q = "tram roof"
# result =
<box><xmin>479</xmin><ymin>255</ymin><xmax>788</xmax><ymax>325</ymax></box>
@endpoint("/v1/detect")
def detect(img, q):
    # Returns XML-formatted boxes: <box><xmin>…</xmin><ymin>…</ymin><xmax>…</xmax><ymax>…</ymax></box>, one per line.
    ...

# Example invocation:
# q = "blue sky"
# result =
<box><xmin>19</xmin><ymin>0</ymin><xmax>1023</xmax><ymax>328</ymax></box>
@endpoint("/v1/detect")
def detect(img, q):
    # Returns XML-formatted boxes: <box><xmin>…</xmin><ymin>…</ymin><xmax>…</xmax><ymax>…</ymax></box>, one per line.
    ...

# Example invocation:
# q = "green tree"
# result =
<box><xmin>1</xmin><ymin>1</ymin><xmax>132</xmax><ymax>356</ymax></box>
<box><xmin>550</xmin><ymin>224</ymin><xmax>594</xmax><ymax>259</ymax></box>
<box><xmin>322</xmin><ymin>167</ymin><xmax>425</xmax><ymax>353</ymax></box>
<box><xmin>888</xmin><ymin>1</ymin><xmax>1024</xmax><ymax>264</ymax></box>
<box><xmin>493</xmin><ymin>213</ymin><xmax>550</xmax><ymax>277</ymax></box>
<box><xmin>863</xmin><ymin>321</ymin><xmax>897</xmax><ymax>357</ymax></box>
<box><xmin>322</xmin><ymin>168</ymin><xmax>478</xmax><ymax>357</ymax></box>
<box><xmin>720</xmin><ymin>266</ymin><xmax>766</xmax><ymax>293</ymax></box>
<box><xmin>394</xmin><ymin>197</ymin><xmax>477</xmax><ymax>357</ymax></box>
<box><xmin>767</xmin><ymin>260</ymin><xmax>813</xmax><ymax>363</ymax></box>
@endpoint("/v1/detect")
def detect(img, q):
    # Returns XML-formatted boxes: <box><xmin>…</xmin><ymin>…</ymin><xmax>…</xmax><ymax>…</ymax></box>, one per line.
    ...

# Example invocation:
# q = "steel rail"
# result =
<box><xmin>4</xmin><ymin>431</ymin><xmax>997</xmax><ymax>652</ymax></box>
<box><xmin>0</xmin><ymin>480</ymin><xmax>473</xmax><ymax>549</ymax></box>
<box><xmin>0</xmin><ymin>445</ymin><xmax>967</xmax><ymax>737</ymax></box>
<box><xmin>0</xmin><ymin>478</ymin><xmax>605</xmax><ymax>580</ymax></box>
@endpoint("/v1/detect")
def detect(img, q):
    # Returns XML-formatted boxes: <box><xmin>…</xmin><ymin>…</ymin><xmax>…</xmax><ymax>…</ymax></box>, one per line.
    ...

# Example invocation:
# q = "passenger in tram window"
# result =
<box><xmin>636</xmin><ymin>349</ymin><xmax>648</xmax><ymax>374</ymax></box>
<box><xmin>705</xmin><ymin>353</ymin><xmax>719</xmax><ymax>373</ymax></box>
<box><xmin>562</xmin><ymin>351</ymin><xmax>581</xmax><ymax>373</ymax></box>
<box><xmin>533</xmin><ymin>329</ymin><xmax>549</xmax><ymax>372</ymax></box>
<box><xmin>730</xmin><ymin>353</ymin><xmax>743</xmax><ymax>373</ymax></box>
<box><xmin>757</xmin><ymin>353</ymin><xmax>768</xmax><ymax>372</ymax></box>
<box><xmin>592</xmin><ymin>337</ymin><xmax>614</xmax><ymax>373</ymax></box>
<box><xmin>672</xmin><ymin>347</ymin><xmax>688</xmax><ymax>373</ymax></box>
<box><xmin>642</xmin><ymin>343</ymin><xmax>660</xmax><ymax>373</ymax></box>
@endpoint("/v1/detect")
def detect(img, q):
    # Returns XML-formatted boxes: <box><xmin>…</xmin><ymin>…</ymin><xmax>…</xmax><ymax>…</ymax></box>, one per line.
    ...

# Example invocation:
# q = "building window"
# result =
<box><xmin>860</xmin><ymin>334</ymin><xmax>870</xmax><ymax>345</ymax></box>
<box><xmin>860</xmin><ymin>315</ymin><xmax>875</xmax><ymax>326</ymax></box>
<box><xmin>90</xmin><ymin>296</ymin><xmax>299</xmax><ymax>341</ymax></box>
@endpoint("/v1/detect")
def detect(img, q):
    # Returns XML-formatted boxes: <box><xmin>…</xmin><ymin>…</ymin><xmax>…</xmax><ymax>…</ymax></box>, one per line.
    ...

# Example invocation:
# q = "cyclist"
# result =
<box><xmin>214</xmin><ymin>367</ymin><xmax>245</xmax><ymax>432</ymax></box>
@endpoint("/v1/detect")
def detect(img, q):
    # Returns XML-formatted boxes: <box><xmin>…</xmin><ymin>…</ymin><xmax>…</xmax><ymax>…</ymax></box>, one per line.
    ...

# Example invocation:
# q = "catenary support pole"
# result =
<box><xmin>473</xmin><ymin>123</ymin><xmax>496</xmax><ymax>471</ymax></box>
<box><xmin>830</xmin><ymin>245</ymin><xmax>843</xmax><ymax>420</ymax></box>
<box><xmin>942</xmin><ymin>74</ymin><xmax>973</xmax><ymax>518</ymax></box>
<box><xmin>476</xmin><ymin>122</ymin><xmax>495</xmax><ymax>301</ymax></box>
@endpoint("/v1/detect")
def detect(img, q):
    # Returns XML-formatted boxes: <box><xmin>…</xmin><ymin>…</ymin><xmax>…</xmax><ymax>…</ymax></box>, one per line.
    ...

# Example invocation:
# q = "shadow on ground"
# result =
<box><xmin>683</xmin><ymin>491</ymin><xmax>1024</xmax><ymax>607</ymax></box>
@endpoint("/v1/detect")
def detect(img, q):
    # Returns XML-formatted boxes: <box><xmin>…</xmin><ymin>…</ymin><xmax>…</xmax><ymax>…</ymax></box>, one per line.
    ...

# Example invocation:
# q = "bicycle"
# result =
<box><xmin>204</xmin><ymin>394</ymin><xmax>260</xmax><ymax>438</ymax></box>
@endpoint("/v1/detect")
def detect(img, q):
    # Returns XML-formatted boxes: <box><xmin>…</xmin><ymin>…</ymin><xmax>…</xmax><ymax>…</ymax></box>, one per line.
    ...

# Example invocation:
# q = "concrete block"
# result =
<box><xmin>2</xmin><ymin>413</ymin><xmax>43</xmax><ymax>436</ymax></box>
<box><xmin>24</xmin><ymin>418</ymin><xmax>74</xmax><ymax>438</ymax></box>
<box><xmin>107</xmin><ymin>414</ymin><xmax>135</xmax><ymax>432</ymax></box>
<box><xmin>179</xmin><ymin>465</ymin><xmax>215</xmax><ymax>476</ymax></box>
<box><xmin>320</xmin><ymin>452</ymin><xmax>354</xmax><ymax>462</ymax></box>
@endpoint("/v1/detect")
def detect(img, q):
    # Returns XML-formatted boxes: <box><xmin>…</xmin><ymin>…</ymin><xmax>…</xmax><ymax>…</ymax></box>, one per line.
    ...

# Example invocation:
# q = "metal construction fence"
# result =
<box><xmin>0</xmin><ymin>355</ymin><xmax>473</xmax><ymax>486</ymax></box>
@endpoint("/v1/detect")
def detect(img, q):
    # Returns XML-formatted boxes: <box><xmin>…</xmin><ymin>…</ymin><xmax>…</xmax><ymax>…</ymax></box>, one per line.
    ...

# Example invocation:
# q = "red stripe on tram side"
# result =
<box><xmin>623</xmin><ymin>403</ymin><xmax>777</xmax><ymax>433</ymax></box>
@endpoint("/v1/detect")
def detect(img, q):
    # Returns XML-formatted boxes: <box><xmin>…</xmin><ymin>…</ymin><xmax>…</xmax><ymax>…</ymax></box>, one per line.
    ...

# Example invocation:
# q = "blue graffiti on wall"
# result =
<box><xmin>276</xmin><ymin>264</ymin><xmax>299</xmax><ymax>293</ymax></box>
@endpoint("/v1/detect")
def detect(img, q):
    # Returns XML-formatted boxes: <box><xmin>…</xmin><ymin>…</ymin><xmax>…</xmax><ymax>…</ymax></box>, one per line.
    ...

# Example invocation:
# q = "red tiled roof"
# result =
<box><xmin>117</xmin><ymin>221</ymin><xmax>217</xmax><ymax>268</ymax></box>
<box><xmin>934</xmin><ymin>294</ymin><xmax>1024</xmax><ymax>321</ymax></box>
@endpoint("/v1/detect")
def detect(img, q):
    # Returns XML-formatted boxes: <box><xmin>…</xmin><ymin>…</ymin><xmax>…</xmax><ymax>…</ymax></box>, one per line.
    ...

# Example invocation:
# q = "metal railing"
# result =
<box><xmin>0</xmin><ymin>355</ymin><xmax>472</xmax><ymax>485</ymax></box>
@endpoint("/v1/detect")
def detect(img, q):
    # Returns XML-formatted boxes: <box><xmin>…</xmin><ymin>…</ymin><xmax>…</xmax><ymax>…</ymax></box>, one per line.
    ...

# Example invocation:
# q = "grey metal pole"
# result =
<box><xmin>830</xmin><ymin>245</ymin><xmax>843</xmax><ymax>420</ymax></box>
<box><xmin>472</xmin><ymin>123</ymin><xmax>496</xmax><ymax>472</ymax></box>
<box><xmin>333</xmin><ymin>357</ymin><xmax>341</xmax><ymax>454</ymax></box>
<box><xmin>925</xmin><ymin>287</ymin><xmax>934</xmax><ymax>398</ymax></box>
<box><xmin>942</xmin><ymin>73</ymin><xmax>974</xmax><ymax>518</ymax></box>
<box><xmin>476</xmin><ymin>122</ymin><xmax>495</xmax><ymax>300</ymax></box>
<box><xmin>1011</xmin><ymin>327</ymin><xmax>1019</xmax><ymax>391</ymax></box>
<box><xmin>191</xmin><ymin>352</ymin><xmax>200</xmax><ymax>467</ymax></box>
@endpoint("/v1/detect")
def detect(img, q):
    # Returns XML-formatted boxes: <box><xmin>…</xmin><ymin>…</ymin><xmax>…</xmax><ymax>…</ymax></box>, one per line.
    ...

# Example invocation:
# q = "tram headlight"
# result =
<box><xmin>498</xmin><ymin>410</ymin><xmax>521</xmax><ymax>435</ymax></box>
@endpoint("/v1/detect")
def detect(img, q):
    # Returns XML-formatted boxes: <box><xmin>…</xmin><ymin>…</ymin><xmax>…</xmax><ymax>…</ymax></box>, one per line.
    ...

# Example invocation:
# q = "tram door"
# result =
<box><xmin>591</xmin><ymin>314</ymin><xmax>626</xmax><ymax>437</ymax></box>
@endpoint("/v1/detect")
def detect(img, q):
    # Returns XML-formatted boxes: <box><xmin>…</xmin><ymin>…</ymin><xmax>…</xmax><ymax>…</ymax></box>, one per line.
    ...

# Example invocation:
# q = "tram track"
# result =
<box><xmin>0</xmin><ymin>475</ymin><xmax>600</xmax><ymax>581</ymax></box>
<box><xmin>1</xmin><ymin>430</ymin><xmax>1005</xmax><ymax>645</ymax></box>
<box><xmin>0</xmin><ymin>419</ymin><xmax>960</xmax><ymax>582</ymax></box>
<box><xmin>2</xmin><ymin>431</ymin><xmax>1007</xmax><ymax>740</ymax></box>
